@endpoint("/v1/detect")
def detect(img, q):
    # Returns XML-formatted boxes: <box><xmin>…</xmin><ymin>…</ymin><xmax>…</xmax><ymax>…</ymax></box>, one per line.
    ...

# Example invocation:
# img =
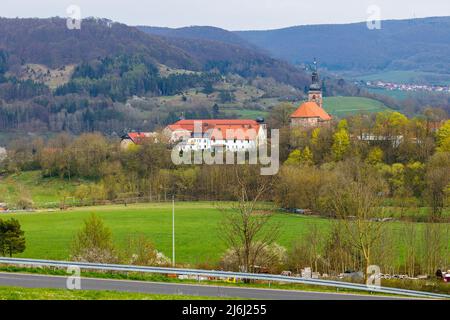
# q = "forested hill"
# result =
<box><xmin>138</xmin><ymin>25</ymin><xmax>256</xmax><ymax>50</ymax></box>
<box><xmin>0</xmin><ymin>17</ymin><xmax>312</xmax><ymax>136</ymax></box>
<box><xmin>0</xmin><ymin>17</ymin><xmax>196</xmax><ymax>70</ymax></box>
<box><xmin>0</xmin><ymin>17</ymin><xmax>309</xmax><ymax>89</ymax></box>
<box><xmin>236</xmin><ymin>16</ymin><xmax>450</xmax><ymax>73</ymax></box>
<box><xmin>137</xmin><ymin>26</ymin><xmax>309</xmax><ymax>88</ymax></box>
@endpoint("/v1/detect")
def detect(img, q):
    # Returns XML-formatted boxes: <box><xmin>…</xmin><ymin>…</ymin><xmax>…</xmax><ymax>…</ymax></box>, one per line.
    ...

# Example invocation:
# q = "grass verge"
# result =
<box><xmin>0</xmin><ymin>286</ymin><xmax>230</xmax><ymax>300</ymax></box>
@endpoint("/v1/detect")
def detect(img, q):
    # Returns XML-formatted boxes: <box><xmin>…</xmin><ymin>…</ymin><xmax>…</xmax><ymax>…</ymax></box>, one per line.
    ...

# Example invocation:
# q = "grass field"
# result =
<box><xmin>0</xmin><ymin>286</ymin><xmax>226</xmax><ymax>300</ymax></box>
<box><xmin>0</xmin><ymin>171</ymin><xmax>90</xmax><ymax>206</ymax></box>
<box><xmin>322</xmin><ymin>96</ymin><xmax>390</xmax><ymax>117</ymax></box>
<box><xmin>0</xmin><ymin>202</ymin><xmax>330</xmax><ymax>264</ymax></box>
<box><xmin>364</xmin><ymin>87</ymin><xmax>411</xmax><ymax>100</ymax></box>
<box><xmin>353</xmin><ymin>71</ymin><xmax>450</xmax><ymax>85</ymax></box>
<box><xmin>1</xmin><ymin>202</ymin><xmax>448</xmax><ymax>267</ymax></box>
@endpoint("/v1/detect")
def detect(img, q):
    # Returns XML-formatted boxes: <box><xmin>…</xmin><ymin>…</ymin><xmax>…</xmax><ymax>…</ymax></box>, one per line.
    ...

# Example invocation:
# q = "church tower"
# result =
<box><xmin>308</xmin><ymin>59</ymin><xmax>323</xmax><ymax>109</ymax></box>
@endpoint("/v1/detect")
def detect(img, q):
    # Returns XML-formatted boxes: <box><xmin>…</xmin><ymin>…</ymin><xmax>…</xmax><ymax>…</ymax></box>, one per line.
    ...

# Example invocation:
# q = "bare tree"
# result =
<box><xmin>323</xmin><ymin>221</ymin><xmax>359</xmax><ymax>275</ymax></box>
<box><xmin>425</xmin><ymin>152</ymin><xmax>450</xmax><ymax>221</ymax></box>
<box><xmin>330</xmin><ymin>161</ymin><xmax>386</xmax><ymax>281</ymax></box>
<box><xmin>219</xmin><ymin>166</ymin><xmax>281</xmax><ymax>274</ymax></box>
<box><xmin>402</xmin><ymin>222</ymin><xmax>418</xmax><ymax>277</ymax></box>
<box><xmin>288</xmin><ymin>225</ymin><xmax>323</xmax><ymax>273</ymax></box>
<box><xmin>421</xmin><ymin>223</ymin><xmax>449</xmax><ymax>276</ymax></box>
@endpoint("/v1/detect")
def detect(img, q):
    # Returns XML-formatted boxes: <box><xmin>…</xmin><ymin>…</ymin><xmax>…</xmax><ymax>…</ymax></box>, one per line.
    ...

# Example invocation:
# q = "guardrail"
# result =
<box><xmin>0</xmin><ymin>257</ymin><xmax>448</xmax><ymax>299</ymax></box>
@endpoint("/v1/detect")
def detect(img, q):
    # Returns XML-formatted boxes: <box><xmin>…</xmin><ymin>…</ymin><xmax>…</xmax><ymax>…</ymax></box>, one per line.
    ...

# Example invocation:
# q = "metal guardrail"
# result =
<box><xmin>0</xmin><ymin>257</ymin><xmax>448</xmax><ymax>299</ymax></box>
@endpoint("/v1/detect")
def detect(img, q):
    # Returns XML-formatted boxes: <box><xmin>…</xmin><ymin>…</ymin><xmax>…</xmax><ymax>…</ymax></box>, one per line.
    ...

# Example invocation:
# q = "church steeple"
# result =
<box><xmin>308</xmin><ymin>58</ymin><xmax>323</xmax><ymax>109</ymax></box>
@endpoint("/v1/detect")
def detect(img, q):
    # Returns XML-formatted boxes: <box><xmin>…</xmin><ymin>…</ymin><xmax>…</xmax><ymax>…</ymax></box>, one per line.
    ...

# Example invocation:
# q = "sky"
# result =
<box><xmin>2</xmin><ymin>0</ymin><xmax>450</xmax><ymax>30</ymax></box>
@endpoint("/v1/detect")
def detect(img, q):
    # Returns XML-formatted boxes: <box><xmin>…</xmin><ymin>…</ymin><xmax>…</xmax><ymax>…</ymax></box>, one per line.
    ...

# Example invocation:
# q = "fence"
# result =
<box><xmin>0</xmin><ymin>257</ymin><xmax>448</xmax><ymax>299</ymax></box>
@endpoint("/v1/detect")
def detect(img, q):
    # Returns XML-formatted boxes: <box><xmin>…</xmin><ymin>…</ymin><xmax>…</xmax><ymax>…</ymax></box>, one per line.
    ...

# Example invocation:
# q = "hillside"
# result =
<box><xmin>0</xmin><ymin>17</ymin><xmax>197</xmax><ymax>70</ymax></box>
<box><xmin>0</xmin><ymin>17</ymin><xmax>309</xmax><ymax>89</ymax></box>
<box><xmin>138</xmin><ymin>26</ymin><xmax>309</xmax><ymax>88</ymax></box>
<box><xmin>235</xmin><ymin>17</ymin><xmax>450</xmax><ymax>74</ymax></box>
<box><xmin>0</xmin><ymin>17</ymin><xmax>314</xmax><ymax>135</ymax></box>
<box><xmin>138</xmin><ymin>25</ymin><xmax>256</xmax><ymax>49</ymax></box>
<box><xmin>322</xmin><ymin>96</ymin><xmax>390</xmax><ymax>117</ymax></box>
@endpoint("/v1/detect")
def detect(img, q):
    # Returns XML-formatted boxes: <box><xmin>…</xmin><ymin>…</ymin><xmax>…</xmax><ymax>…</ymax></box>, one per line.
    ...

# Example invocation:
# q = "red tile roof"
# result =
<box><xmin>168</xmin><ymin>119</ymin><xmax>261</xmax><ymax>140</ymax></box>
<box><xmin>291</xmin><ymin>102</ymin><xmax>332</xmax><ymax>121</ymax></box>
<box><xmin>126</xmin><ymin>132</ymin><xmax>156</xmax><ymax>144</ymax></box>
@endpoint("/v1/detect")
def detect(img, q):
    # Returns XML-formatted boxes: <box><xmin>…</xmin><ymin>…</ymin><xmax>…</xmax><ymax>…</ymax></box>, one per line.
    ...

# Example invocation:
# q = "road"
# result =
<box><xmin>0</xmin><ymin>272</ymin><xmax>410</xmax><ymax>300</ymax></box>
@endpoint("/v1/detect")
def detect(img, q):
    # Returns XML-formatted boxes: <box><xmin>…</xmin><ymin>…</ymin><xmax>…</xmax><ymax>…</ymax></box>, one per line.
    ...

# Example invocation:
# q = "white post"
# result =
<box><xmin>172</xmin><ymin>195</ymin><xmax>175</xmax><ymax>267</ymax></box>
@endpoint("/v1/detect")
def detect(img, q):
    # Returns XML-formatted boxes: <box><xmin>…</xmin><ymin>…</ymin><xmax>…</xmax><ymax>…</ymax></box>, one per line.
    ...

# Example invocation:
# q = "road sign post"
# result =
<box><xmin>172</xmin><ymin>195</ymin><xmax>175</xmax><ymax>267</ymax></box>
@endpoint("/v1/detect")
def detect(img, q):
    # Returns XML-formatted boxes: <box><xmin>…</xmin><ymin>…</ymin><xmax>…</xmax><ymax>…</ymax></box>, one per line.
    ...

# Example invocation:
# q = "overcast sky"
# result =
<box><xmin>2</xmin><ymin>0</ymin><xmax>450</xmax><ymax>30</ymax></box>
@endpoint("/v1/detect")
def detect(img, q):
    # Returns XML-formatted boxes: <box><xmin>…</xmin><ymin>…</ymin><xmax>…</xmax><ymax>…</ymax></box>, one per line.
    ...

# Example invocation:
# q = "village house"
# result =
<box><xmin>120</xmin><ymin>132</ymin><xmax>159</xmax><ymax>149</ymax></box>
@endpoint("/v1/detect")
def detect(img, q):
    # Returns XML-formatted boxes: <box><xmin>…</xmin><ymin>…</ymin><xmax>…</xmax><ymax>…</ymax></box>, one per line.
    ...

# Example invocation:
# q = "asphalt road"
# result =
<box><xmin>0</xmin><ymin>272</ymin><xmax>412</xmax><ymax>300</ymax></box>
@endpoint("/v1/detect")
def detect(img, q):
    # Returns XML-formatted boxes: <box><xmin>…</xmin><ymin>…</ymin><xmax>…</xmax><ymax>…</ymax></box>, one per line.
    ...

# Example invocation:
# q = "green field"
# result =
<box><xmin>365</xmin><ymin>87</ymin><xmax>411</xmax><ymax>100</ymax></box>
<box><xmin>1</xmin><ymin>202</ymin><xmax>447</xmax><ymax>267</ymax></box>
<box><xmin>322</xmin><ymin>96</ymin><xmax>390</xmax><ymax>117</ymax></box>
<box><xmin>0</xmin><ymin>203</ymin><xmax>330</xmax><ymax>264</ymax></box>
<box><xmin>353</xmin><ymin>70</ymin><xmax>450</xmax><ymax>85</ymax></box>
<box><xmin>0</xmin><ymin>286</ymin><xmax>227</xmax><ymax>300</ymax></box>
<box><xmin>0</xmin><ymin>171</ymin><xmax>90</xmax><ymax>206</ymax></box>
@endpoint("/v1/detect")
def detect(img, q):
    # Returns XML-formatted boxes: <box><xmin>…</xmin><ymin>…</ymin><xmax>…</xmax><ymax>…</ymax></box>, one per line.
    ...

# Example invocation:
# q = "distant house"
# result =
<box><xmin>356</xmin><ymin>133</ymin><xmax>404</xmax><ymax>148</ymax></box>
<box><xmin>291</xmin><ymin>60</ymin><xmax>332</xmax><ymax>129</ymax></box>
<box><xmin>120</xmin><ymin>132</ymin><xmax>159</xmax><ymax>149</ymax></box>
<box><xmin>163</xmin><ymin>119</ymin><xmax>267</xmax><ymax>152</ymax></box>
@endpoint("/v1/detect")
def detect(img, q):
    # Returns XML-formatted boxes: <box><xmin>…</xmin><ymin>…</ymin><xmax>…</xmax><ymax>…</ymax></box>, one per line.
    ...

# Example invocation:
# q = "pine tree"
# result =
<box><xmin>0</xmin><ymin>218</ymin><xmax>26</xmax><ymax>257</ymax></box>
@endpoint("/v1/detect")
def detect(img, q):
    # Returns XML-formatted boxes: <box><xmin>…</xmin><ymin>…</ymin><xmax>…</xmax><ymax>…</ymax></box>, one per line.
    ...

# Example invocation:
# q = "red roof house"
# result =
<box><xmin>291</xmin><ymin>101</ymin><xmax>332</xmax><ymax>128</ymax></box>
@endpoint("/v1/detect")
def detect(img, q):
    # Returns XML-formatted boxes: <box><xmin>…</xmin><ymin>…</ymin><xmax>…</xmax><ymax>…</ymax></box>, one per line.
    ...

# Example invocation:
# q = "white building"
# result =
<box><xmin>163</xmin><ymin>119</ymin><xmax>267</xmax><ymax>152</ymax></box>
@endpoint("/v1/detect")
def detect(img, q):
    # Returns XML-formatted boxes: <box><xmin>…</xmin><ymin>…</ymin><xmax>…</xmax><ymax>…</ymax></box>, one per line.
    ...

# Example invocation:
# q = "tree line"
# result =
<box><xmin>0</xmin><ymin>51</ymin><xmax>221</xmax><ymax>134</ymax></box>
<box><xmin>2</xmin><ymin>107</ymin><xmax>450</xmax><ymax>213</ymax></box>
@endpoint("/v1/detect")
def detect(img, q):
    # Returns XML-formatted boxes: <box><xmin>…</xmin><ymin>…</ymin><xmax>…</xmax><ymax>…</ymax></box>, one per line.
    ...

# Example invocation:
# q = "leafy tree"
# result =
<box><xmin>366</xmin><ymin>147</ymin><xmax>384</xmax><ymax>165</ymax></box>
<box><xmin>436</xmin><ymin>120</ymin><xmax>450</xmax><ymax>152</ymax></box>
<box><xmin>284</xmin><ymin>150</ymin><xmax>302</xmax><ymax>166</ymax></box>
<box><xmin>302</xmin><ymin>146</ymin><xmax>314</xmax><ymax>165</ymax></box>
<box><xmin>74</xmin><ymin>184</ymin><xmax>91</xmax><ymax>204</ymax></box>
<box><xmin>268</xmin><ymin>103</ymin><xmax>295</xmax><ymax>128</ymax></box>
<box><xmin>337</xmin><ymin>119</ymin><xmax>348</xmax><ymax>131</ymax></box>
<box><xmin>284</xmin><ymin>147</ymin><xmax>313</xmax><ymax>166</ymax></box>
<box><xmin>332</xmin><ymin>128</ymin><xmax>350</xmax><ymax>161</ymax></box>
<box><xmin>404</xmin><ymin>162</ymin><xmax>426</xmax><ymax>198</ymax></box>
<box><xmin>123</xmin><ymin>235</ymin><xmax>169</xmax><ymax>266</ymax></box>
<box><xmin>311</xmin><ymin>128</ymin><xmax>321</xmax><ymax>146</ymax></box>
<box><xmin>0</xmin><ymin>218</ymin><xmax>26</xmax><ymax>257</ymax></box>
<box><xmin>425</xmin><ymin>152</ymin><xmax>450</xmax><ymax>221</ymax></box>
<box><xmin>70</xmin><ymin>214</ymin><xmax>118</xmax><ymax>263</ymax></box>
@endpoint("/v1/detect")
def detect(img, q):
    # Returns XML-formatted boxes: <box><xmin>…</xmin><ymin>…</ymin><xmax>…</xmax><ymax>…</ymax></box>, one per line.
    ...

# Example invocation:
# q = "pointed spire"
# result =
<box><xmin>310</xmin><ymin>58</ymin><xmax>320</xmax><ymax>91</ymax></box>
